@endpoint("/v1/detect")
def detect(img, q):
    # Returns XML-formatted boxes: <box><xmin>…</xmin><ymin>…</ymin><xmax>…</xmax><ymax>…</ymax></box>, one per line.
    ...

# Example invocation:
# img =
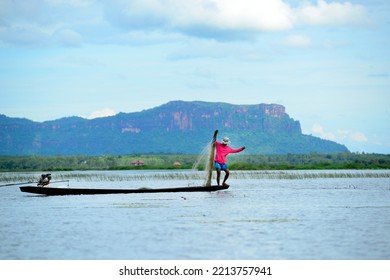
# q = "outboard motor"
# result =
<box><xmin>37</xmin><ymin>174</ymin><xmax>52</xmax><ymax>187</ymax></box>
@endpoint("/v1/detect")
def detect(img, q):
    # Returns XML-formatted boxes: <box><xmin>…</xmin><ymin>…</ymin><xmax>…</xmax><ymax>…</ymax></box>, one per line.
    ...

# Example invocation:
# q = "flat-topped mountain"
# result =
<box><xmin>0</xmin><ymin>101</ymin><xmax>349</xmax><ymax>155</ymax></box>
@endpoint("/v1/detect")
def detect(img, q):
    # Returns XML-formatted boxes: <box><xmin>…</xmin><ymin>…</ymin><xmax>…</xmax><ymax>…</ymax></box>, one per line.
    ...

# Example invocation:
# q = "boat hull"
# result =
<box><xmin>19</xmin><ymin>185</ymin><xmax>229</xmax><ymax>196</ymax></box>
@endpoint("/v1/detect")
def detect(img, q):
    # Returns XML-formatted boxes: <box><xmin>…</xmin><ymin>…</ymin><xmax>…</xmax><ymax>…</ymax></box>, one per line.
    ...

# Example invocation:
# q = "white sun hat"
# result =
<box><xmin>222</xmin><ymin>137</ymin><xmax>230</xmax><ymax>145</ymax></box>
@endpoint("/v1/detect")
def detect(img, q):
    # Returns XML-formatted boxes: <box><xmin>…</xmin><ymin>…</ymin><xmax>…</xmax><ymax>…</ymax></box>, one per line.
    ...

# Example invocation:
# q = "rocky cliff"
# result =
<box><xmin>0</xmin><ymin>101</ymin><xmax>349</xmax><ymax>155</ymax></box>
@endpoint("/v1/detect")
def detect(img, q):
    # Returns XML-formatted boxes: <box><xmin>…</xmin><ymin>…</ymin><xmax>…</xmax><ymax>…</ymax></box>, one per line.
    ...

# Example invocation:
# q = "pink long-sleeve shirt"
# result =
<box><xmin>214</xmin><ymin>141</ymin><xmax>245</xmax><ymax>164</ymax></box>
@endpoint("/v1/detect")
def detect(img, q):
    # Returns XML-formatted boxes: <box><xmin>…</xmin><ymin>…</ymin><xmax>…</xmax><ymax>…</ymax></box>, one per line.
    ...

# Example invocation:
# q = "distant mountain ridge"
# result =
<box><xmin>0</xmin><ymin>101</ymin><xmax>349</xmax><ymax>155</ymax></box>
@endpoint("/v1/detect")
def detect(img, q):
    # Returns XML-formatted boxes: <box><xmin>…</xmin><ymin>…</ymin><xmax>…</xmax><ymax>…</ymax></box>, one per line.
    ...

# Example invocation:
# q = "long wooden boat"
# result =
<box><xmin>19</xmin><ymin>185</ymin><xmax>229</xmax><ymax>196</ymax></box>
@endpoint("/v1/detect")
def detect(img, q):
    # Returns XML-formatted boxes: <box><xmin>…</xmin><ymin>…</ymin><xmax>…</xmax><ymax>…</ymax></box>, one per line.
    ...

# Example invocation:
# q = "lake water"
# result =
<box><xmin>0</xmin><ymin>170</ymin><xmax>389</xmax><ymax>260</ymax></box>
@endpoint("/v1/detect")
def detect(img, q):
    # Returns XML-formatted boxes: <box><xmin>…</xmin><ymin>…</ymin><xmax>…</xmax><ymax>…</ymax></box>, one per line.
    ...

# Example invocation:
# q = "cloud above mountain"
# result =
<box><xmin>104</xmin><ymin>0</ymin><xmax>368</xmax><ymax>32</ymax></box>
<box><xmin>0</xmin><ymin>0</ymin><xmax>369</xmax><ymax>46</ymax></box>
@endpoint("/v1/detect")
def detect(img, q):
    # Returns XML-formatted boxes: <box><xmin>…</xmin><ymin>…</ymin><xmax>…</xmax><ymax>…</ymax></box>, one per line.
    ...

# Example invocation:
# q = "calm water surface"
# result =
<box><xmin>1</xmin><ymin>170</ymin><xmax>389</xmax><ymax>260</ymax></box>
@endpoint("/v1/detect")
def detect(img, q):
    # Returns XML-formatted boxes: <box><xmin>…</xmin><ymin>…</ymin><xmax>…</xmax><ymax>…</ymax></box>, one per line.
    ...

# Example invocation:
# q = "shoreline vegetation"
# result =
<box><xmin>0</xmin><ymin>153</ymin><xmax>390</xmax><ymax>172</ymax></box>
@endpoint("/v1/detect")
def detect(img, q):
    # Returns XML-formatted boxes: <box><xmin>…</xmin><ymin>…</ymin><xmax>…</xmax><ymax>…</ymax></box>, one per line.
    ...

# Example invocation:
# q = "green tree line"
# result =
<box><xmin>0</xmin><ymin>153</ymin><xmax>389</xmax><ymax>171</ymax></box>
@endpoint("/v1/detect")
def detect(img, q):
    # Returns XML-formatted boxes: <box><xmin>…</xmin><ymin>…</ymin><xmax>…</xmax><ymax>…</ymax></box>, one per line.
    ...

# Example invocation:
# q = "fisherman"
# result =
<box><xmin>37</xmin><ymin>173</ymin><xmax>51</xmax><ymax>187</ymax></box>
<box><xmin>213</xmin><ymin>132</ymin><xmax>245</xmax><ymax>186</ymax></box>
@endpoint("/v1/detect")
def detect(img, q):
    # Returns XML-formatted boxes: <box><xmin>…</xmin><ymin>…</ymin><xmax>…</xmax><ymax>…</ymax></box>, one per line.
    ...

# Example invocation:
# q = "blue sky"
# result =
<box><xmin>1</xmin><ymin>0</ymin><xmax>389</xmax><ymax>153</ymax></box>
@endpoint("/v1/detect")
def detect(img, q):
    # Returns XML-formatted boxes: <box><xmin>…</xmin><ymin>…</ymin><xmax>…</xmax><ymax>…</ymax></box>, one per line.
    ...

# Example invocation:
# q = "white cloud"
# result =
<box><xmin>312</xmin><ymin>125</ymin><xmax>368</xmax><ymax>144</ymax></box>
<box><xmin>87</xmin><ymin>109</ymin><xmax>116</xmax><ymax>119</ymax></box>
<box><xmin>350</xmin><ymin>132</ymin><xmax>368</xmax><ymax>142</ymax></box>
<box><xmin>104</xmin><ymin>0</ymin><xmax>297</xmax><ymax>35</ymax></box>
<box><xmin>312</xmin><ymin>123</ymin><xmax>336</xmax><ymax>140</ymax></box>
<box><xmin>103</xmin><ymin>0</ymin><xmax>369</xmax><ymax>40</ymax></box>
<box><xmin>207</xmin><ymin>0</ymin><xmax>297</xmax><ymax>31</ymax></box>
<box><xmin>298</xmin><ymin>0</ymin><xmax>369</xmax><ymax>26</ymax></box>
<box><xmin>337</xmin><ymin>129</ymin><xmax>368</xmax><ymax>142</ymax></box>
<box><xmin>0</xmin><ymin>0</ymin><xmax>370</xmax><ymax>46</ymax></box>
